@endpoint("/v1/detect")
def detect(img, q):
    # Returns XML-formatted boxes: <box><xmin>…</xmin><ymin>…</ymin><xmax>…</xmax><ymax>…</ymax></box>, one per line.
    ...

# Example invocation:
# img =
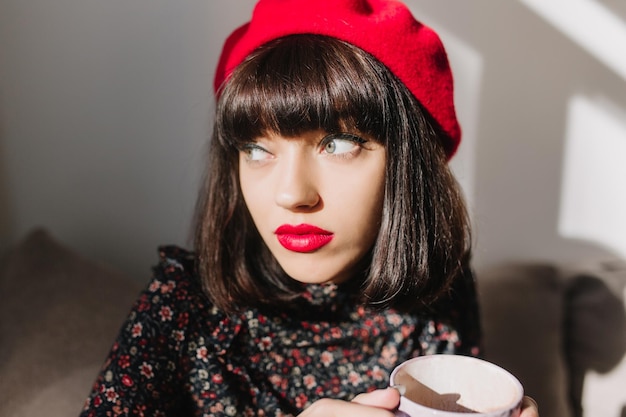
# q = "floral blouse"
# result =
<box><xmin>80</xmin><ymin>246</ymin><xmax>481</xmax><ymax>417</ymax></box>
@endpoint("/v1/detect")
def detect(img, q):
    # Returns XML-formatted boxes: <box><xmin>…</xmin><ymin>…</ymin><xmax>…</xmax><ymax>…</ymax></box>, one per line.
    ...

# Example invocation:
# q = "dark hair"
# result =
<box><xmin>194</xmin><ymin>34</ymin><xmax>471</xmax><ymax>313</ymax></box>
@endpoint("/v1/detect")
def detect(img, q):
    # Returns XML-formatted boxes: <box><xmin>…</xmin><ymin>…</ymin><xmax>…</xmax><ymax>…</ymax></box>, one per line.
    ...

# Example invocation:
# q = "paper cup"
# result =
<box><xmin>389</xmin><ymin>355</ymin><xmax>523</xmax><ymax>417</ymax></box>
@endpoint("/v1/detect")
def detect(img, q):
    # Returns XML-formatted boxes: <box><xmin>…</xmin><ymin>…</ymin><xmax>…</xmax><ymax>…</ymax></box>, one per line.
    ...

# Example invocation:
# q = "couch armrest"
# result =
<box><xmin>0</xmin><ymin>229</ymin><xmax>142</xmax><ymax>417</ymax></box>
<box><xmin>562</xmin><ymin>260</ymin><xmax>626</xmax><ymax>417</ymax></box>
<box><xmin>477</xmin><ymin>263</ymin><xmax>572</xmax><ymax>417</ymax></box>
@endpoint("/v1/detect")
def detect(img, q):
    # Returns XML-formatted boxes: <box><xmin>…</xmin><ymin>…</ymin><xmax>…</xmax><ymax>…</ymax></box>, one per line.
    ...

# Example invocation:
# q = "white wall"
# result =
<box><xmin>1</xmin><ymin>0</ymin><xmax>625</xmax><ymax>281</ymax></box>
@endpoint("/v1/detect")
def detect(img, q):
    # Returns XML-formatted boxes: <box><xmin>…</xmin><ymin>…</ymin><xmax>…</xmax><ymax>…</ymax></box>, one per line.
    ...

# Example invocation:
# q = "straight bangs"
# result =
<box><xmin>215</xmin><ymin>35</ymin><xmax>392</xmax><ymax>147</ymax></box>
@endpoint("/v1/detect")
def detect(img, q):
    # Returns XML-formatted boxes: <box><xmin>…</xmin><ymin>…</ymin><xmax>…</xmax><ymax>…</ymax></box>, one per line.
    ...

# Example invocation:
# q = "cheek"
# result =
<box><xmin>239</xmin><ymin>178</ymin><xmax>263</xmax><ymax>224</ymax></box>
<box><xmin>239</xmin><ymin>160</ymin><xmax>259</xmax><ymax>206</ymax></box>
<box><xmin>331</xmin><ymin>166</ymin><xmax>386</xmax><ymax>237</ymax></box>
<box><xmin>239</xmin><ymin>169</ymin><xmax>276</xmax><ymax>240</ymax></box>
<box><xmin>362</xmin><ymin>170</ymin><xmax>386</xmax><ymax>240</ymax></box>
<box><xmin>356</xmin><ymin>183</ymin><xmax>385</xmax><ymax>237</ymax></box>
<box><xmin>239</xmin><ymin>169</ymin><xmax>260</xmax><ymax>222</ymax></box>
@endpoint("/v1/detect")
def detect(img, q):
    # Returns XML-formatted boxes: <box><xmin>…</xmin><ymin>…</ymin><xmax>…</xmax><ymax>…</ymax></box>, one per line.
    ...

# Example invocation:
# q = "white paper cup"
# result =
<box><xmin>389</xmin><ymin>355</ymin><xmax>524</xmax><ymax>417</ymax></box>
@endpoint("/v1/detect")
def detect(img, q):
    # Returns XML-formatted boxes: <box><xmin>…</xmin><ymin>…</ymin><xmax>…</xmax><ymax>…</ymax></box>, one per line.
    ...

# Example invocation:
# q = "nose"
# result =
<box><xmin>274</xmin><ymin>155</ymin><xmax>320</xmax><ymax>211</ymax></box>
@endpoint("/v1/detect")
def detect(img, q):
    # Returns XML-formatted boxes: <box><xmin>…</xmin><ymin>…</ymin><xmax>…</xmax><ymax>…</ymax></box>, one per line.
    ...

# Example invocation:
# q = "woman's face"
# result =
<box><xmin>239</xmin><ymin>130</ymin><xmax>386</xmax><ymax>285</ymax></box>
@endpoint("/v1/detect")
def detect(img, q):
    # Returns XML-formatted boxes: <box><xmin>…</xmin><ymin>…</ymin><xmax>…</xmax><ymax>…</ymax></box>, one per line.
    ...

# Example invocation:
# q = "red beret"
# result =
<box><xmin>214</xmin><ymin>0</ymin><xmax>461</xmax><ymax>157</ymax></box>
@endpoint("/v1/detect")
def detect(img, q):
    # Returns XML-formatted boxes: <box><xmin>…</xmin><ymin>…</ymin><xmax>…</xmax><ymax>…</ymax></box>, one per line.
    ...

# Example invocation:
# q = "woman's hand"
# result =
<box><xmin>298</xmin><ymin>390</ymin><xmax>538</xmax><ymax>417</ymax></box>
<box><xmin>298</xmin><ymin>388</ymin><xmax>401</xmax><ymax>417</ymax></box>
<box><xmin>520</xmin><ymin>396</ymin><xmax>539</xmax><ymax>417</ymax></box>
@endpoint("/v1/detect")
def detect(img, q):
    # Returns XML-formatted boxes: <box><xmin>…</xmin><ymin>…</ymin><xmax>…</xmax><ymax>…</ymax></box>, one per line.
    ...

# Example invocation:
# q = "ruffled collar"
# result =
<box><xmin>284</xmin><ymin>281</ymin><xmax>362</xmax><ymax>321</ymax></box>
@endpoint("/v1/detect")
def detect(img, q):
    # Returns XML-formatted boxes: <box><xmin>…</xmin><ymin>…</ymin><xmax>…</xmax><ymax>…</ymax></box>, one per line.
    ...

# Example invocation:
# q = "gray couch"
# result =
<box><xmin>479</xmin><ymin>260</ymin><xmax>626</xmax><ymax>417</ymax></box>
<box><xmin>1</xmin><ymin>229</ymin><xmax>625</xmax><ymax>417</ymax></box>
<box><xmin>0</xmin><ymin>230</ymin><xmax>142</xmax><ymax>417</ymax></box>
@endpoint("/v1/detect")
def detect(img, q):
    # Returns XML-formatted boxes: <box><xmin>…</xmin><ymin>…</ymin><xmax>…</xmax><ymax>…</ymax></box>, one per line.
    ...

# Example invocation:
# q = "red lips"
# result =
<box><xmin>274</xmin><ymin>224</ymin><xmax>334</xmax><ymax>253</ymax></box>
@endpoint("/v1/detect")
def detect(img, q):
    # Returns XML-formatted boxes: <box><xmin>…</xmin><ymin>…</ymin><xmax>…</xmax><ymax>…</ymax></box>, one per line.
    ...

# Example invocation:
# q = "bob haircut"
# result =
<box><xmin>194</xmin><ymin>34</ymin><xmax>471</xmax><ymax>314</ymax></box>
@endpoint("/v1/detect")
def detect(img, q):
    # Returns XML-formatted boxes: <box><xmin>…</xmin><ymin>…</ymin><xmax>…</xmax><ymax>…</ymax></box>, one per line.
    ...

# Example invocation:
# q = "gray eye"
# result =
<box><xmin>325</xmin><ymin>141</ymin><xmax>337</xmax><ymax>154</ymax></box>
<box><xmin>322</xmin><ymin>136</ymin><xmax>362</xmax><ymax>155</ymax></box>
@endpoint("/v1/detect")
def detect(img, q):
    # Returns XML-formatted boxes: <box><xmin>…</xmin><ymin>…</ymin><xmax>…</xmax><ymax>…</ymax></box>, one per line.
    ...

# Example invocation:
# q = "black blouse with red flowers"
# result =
<box><xmin>80</xmin><ymin>246</ymin><xmax>481</xmax><ymax>417</ymax></box>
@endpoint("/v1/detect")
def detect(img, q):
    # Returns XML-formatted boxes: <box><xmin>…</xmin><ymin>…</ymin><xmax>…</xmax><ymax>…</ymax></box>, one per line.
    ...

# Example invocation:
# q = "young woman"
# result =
<box><xmin>81</xmin><ymin>1</ymin><xmax>539</xmax><ymax>416</ymax></box>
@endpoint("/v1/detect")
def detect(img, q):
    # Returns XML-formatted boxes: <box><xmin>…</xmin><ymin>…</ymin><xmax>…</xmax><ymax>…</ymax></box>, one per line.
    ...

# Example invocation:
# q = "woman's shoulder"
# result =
<box><xmin>79</xmin><ymin>246</ymin><xmax>245</xmax><ymax>415</ymax></box>
<box><xmin>146</xmin><ymin>244</ymin><xmax>224</xmax><ymax>303</ymax></box>
<box><xmin>154</xmin><ymin>245</ymin><xmax>198</xmax><ymax>282</ymax></box>
<box><xmin>139</xmin><ymin>245</ymin><xmax>205</xmax><ymax>310</ymax></box>
<box><xmin>417</xmin><ymin>265</ymin><xmax>482</xmax><ymax>357</ymax></box>
<box><xmin>130</xmin><ymin>245</ymin><xmax>243</xmax><ymax>349</ymax></box>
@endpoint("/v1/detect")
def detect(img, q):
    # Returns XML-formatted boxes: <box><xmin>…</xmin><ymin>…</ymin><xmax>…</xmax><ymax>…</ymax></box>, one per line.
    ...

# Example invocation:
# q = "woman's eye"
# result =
<box><xmin>242</xmin><ymin>144</ymin><xmax>272</xmax><ymax>161</ymax></box>
<box><xmin>321</xmin><ymin>133</ymin><xmax>366</xmax><ymax>155</ymax></box>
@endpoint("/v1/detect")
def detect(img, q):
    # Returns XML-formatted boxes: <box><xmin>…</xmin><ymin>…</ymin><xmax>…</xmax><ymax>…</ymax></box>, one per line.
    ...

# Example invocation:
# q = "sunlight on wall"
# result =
<box><xmin>559</xmin><ymin>95</ymin><xmax>626</xmax><ymax>258</ymax></box>
<box><xmin>519</xmin><ymin>0</ymin><xmax>626</xmax><ymax>82</ymax></box>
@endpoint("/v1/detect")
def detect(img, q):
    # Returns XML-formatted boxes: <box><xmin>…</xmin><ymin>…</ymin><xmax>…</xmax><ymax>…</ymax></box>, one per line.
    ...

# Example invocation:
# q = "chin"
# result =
<box><xmin>284</xmin><ymin>270</ymin><xmax>338</xmax><ymax>285</ymax></box>
<box><xmin>270</xmin><ymin>248</ymin><xmax>360</xmax><ymax>285</ymax></box>
<box><xmin>280</xmin><ymin>263</ymin><xmax>354</xmax><ymax>285</ymax></box>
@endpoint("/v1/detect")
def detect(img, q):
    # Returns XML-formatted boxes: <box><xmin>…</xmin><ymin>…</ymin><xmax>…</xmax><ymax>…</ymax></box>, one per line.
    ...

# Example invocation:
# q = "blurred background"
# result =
<box><xmin>1</xmin><ymin>0</ymin><xmax>625</xmax><ymax>415</ymax></box>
